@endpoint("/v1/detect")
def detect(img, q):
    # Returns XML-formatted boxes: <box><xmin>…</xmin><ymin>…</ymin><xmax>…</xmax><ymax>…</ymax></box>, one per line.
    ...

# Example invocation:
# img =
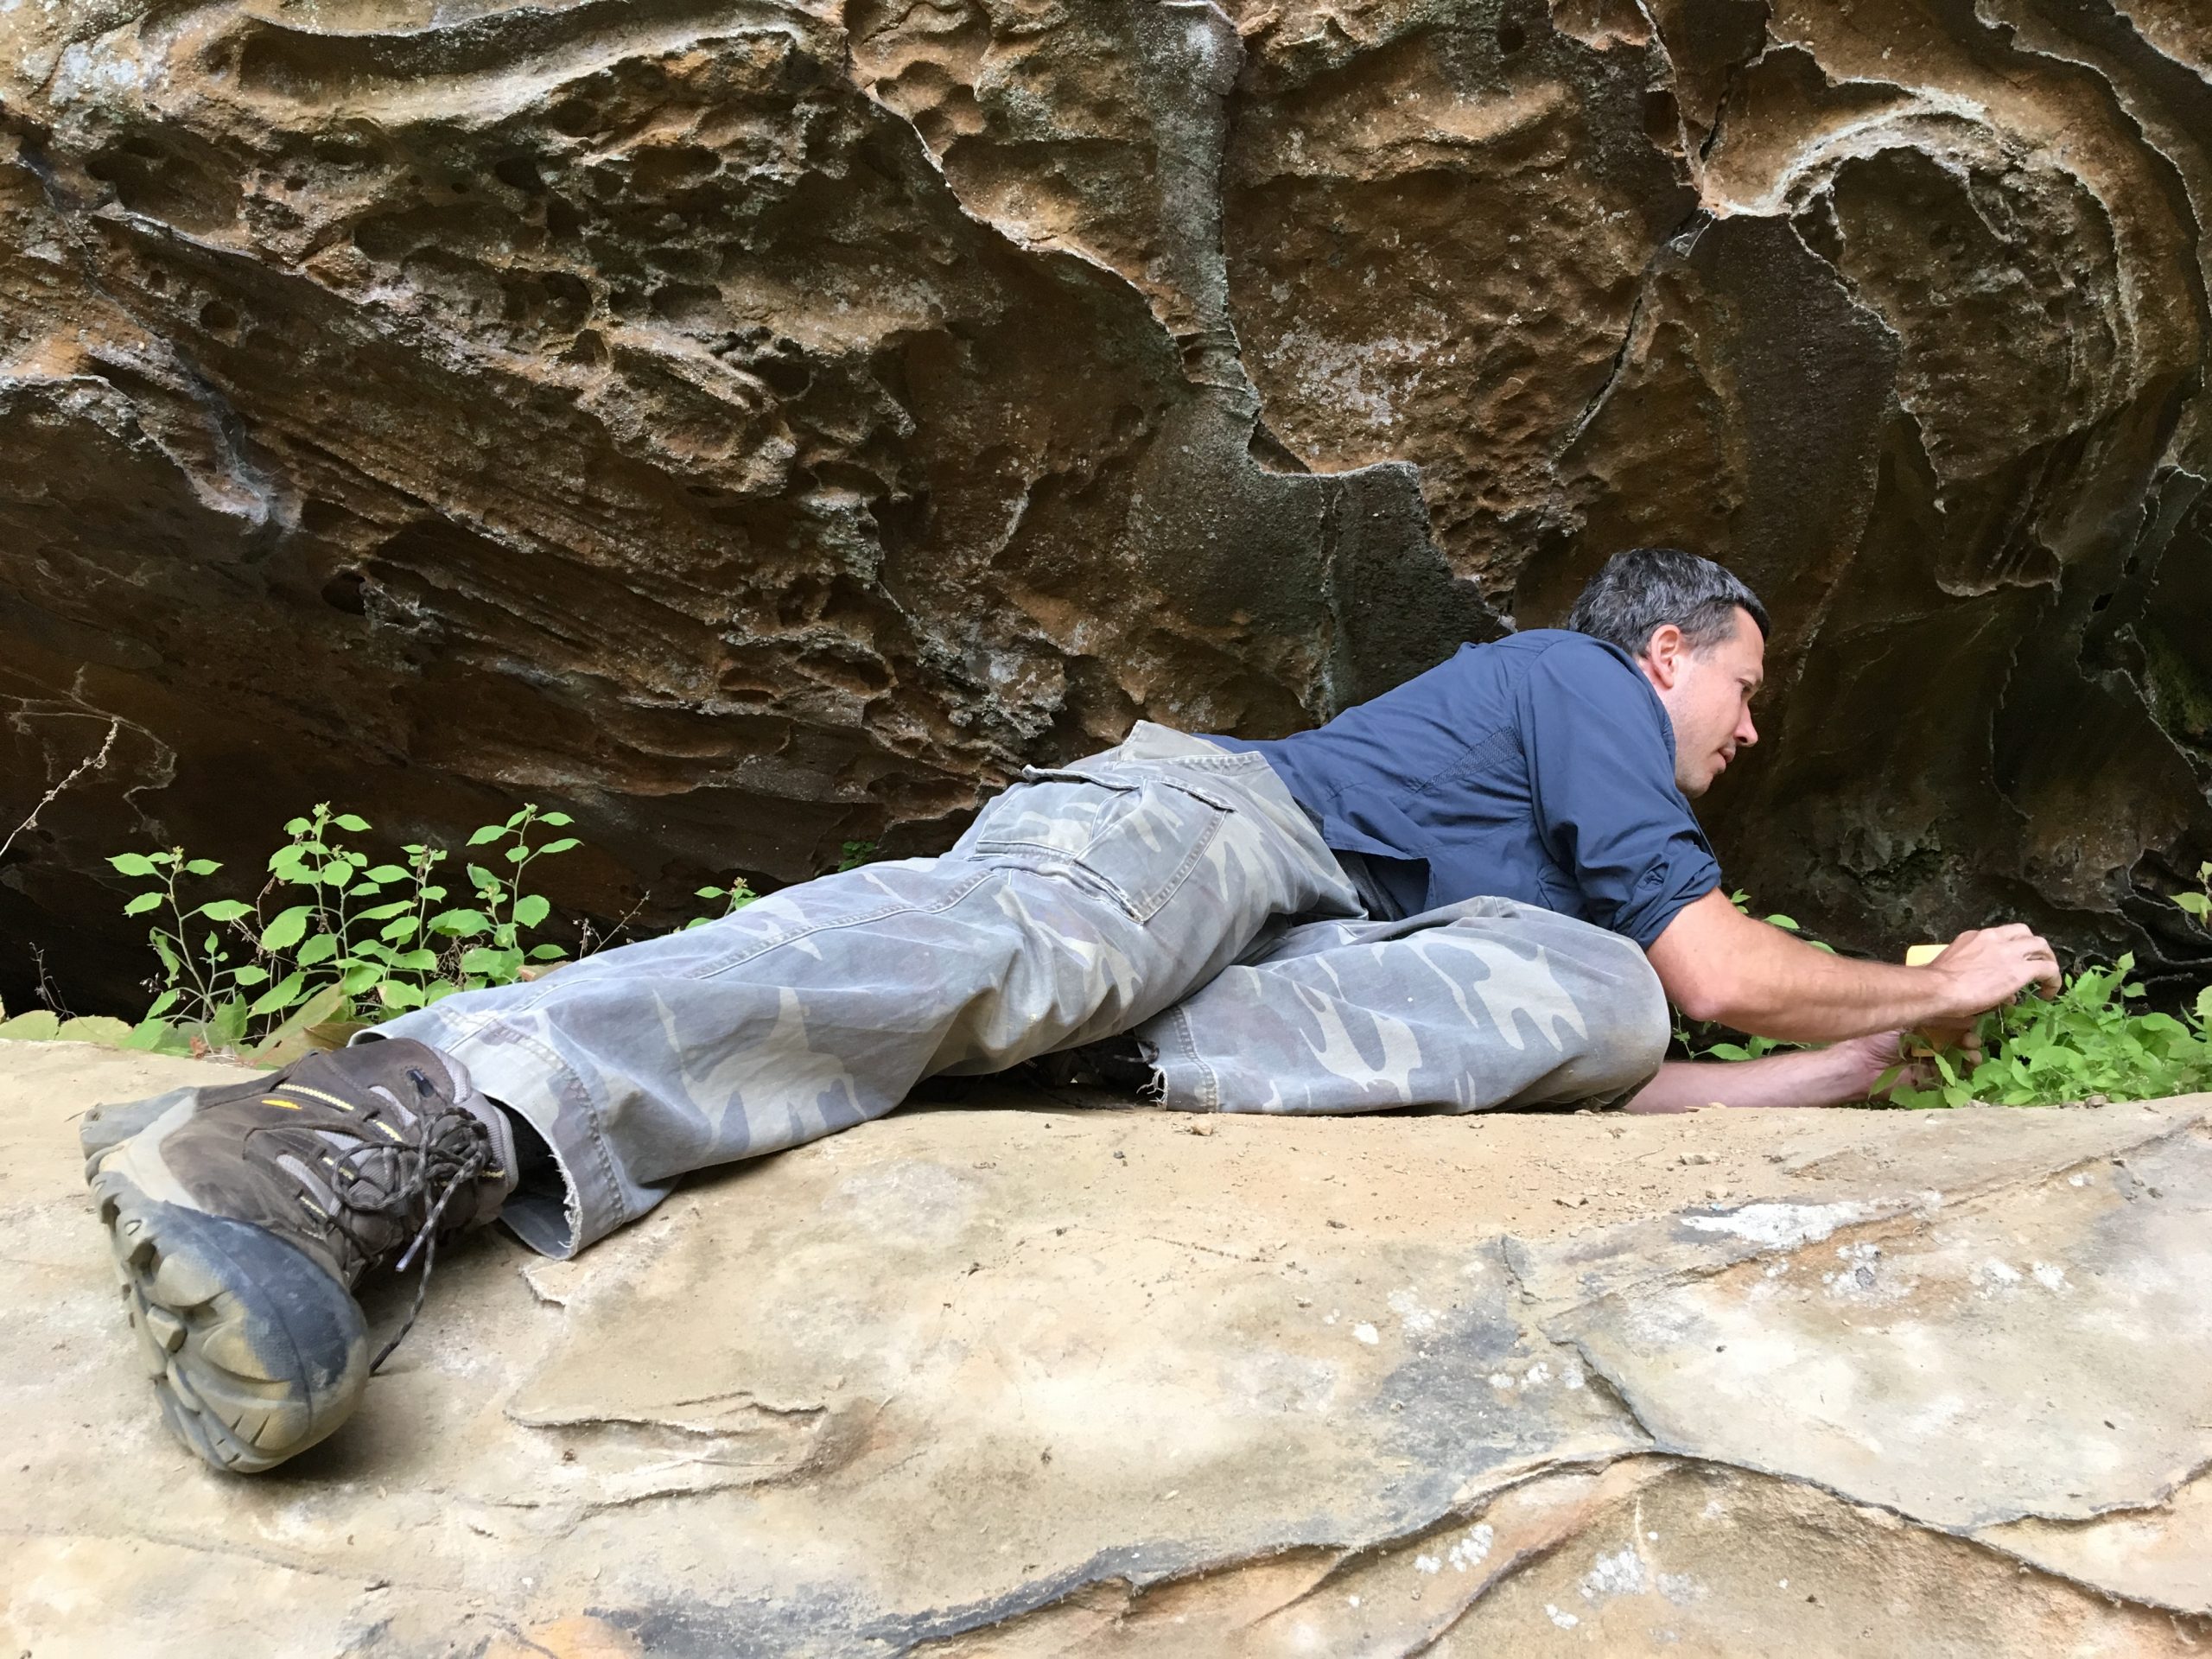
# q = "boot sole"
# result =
<box><xmin>92</xmin><ymin>1169</ymin><xmax>370</xmax><ymax>1473</ymax></box>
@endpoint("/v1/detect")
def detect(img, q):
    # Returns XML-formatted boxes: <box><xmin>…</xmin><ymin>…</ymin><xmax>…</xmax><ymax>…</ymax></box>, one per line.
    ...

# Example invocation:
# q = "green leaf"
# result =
<box><xmin>260</xmin><ymin>905</ymin><xmax>314</xmax><ymax>951</ymax></box>
<box><xmin>460</xmin><ymin>945</ymin><xmax>524</xmax><ymax>982</ymax></box>
<box><xmin>513</xmin><ymin>893</ymin><xmax>550</xmax><ymax>928</ymax></box>
<box><xmin>1764</xmin><ymin>914</ymin><xmax>1801</xmax><ymax>931</ymax></box>
<box><xmin>333</xmin><ymin>813</ymin><xmax>372</xmax><ymax>833</ymax></box>
<box><xmin>107</xmin><ymin>852</ymin><xmax>157</xmax><ymax>877</ymax></box>
<box><xmin>56</xmin><ymin>1015</ymin><xmax>134</xmax><ymax>1047</ymax></box>
<box><xmin>283</xmin><ymin>817</ymin><xmax>310</xmax><ymax>835</ymax></box>
<box><xmin>122</xmin><ymin>1016</ymin><xmax>174</xmax><ymax>1052</ymax></box>
<box><xmin>541</xmin><ymin>812</ymin><xmax>573</xmax><ymax>826</ymax></box>
<box><xmin>184</xmin><ymin>858</ymin><xmax>222</xmax><ymax>876</ymax></box>
<box><xmin>247</xmin><ymin>982</ymin><xmax>354</xmax><ymax>1064</ymax></box>
<box><xmin>340</xmin><ymin>963</ymin><xmax>384</xmax><ymax>995</ymax></box>
<box><xmin>247</xmin><ymin>972</ymin><xmax>308</xmax><ymax>1018</ymax></box>
<box><xmin>2196</xmin><ymin>986</ymin><xmax>2212</xmax><ymax>1025</ymax></box>
<box><xmin>149</xmin><ymin>932</ymin><xmax>181</xmax><ymax>976</ymax></box>
<box><xmin>0</xmin><ymin>1010</ymin><xmax>60</xmax><ymax>1041</ymax></box>
<box><xmin>198</xmin><ymin>899</ymin><xmax>253</xmax><ymax>924</ymax></box>
<box><xmin>209</xmin><ymin>999</ymin><xmax>249</xmax><ymax>1046</ymax></box>
<box><xmin>505</xmin><ymin>844</ymin><xmax>531</xmax><ymax>862</ymax></box>
<box><xmin>466</xmin><ymin>863</ymin><xmax>500</xmax><ymax>893</ymax></box>
<box><xmin>380</xmin><ymin>916</ymin><xmax>421</xmax><ymax>943</ymax></box>
<box><xmin>231</xmin><ymin>965</ymin><xmax>270</xmax><ymax>987</ymax></box>
<box><xmin>389</xmin><ymin>948</ymin><xmax>440</xmax><ymax>972</ymax></box>
<box><xmin>356</xmin><ymin>899</ymin><xmax>412</xmax><ymax>922</ymax></box>
<box><xmin>378</xmin><ymin>980</ymin><xmax>426</xmax><ymax>1010</ymax></box>
<box><xmin>505</xmin><ymin>809</ymin><xmax>531</xmax><ymax>829</ymax></box>
<box><xmin>1707</xmin><ymin>1042</ymin><xmax>1751</xmax><ymax>1062</ymax></box>
<box><xmin>467</xmin><ymin>823</ymin><xmax>507</xmax><ymax>845</ymax></box>
<box><xmin>320</xmin><ymin>860</ymin><xmax>355</xmax><ymax>889</ymax></box>
<box><xmin>146</xmin><ymin>988</ymin><xmax>181</xmax><ymax>1020</ymax></box>
<box><xmin>429</xmin><ymin>908</ymin><xmax>491</xmax><ymax>938</ymax></box>
<box><xmin>2176</xmin><ymin>892</ymin><xmax>2210</xmax><ymax>920</ymax></box>
<box><xmin>123</xmin><ymin>892</ymin><xmax>162</xmax><ymax>916</ymax></box>
<box><xmin>364</xmin><ymin>865</ymin><xmax>410</xmax><ymax>885</ymax></box>
<box><xmin>423</xmin><ymin>981</ymin><xmax>463</xmax><ymax>1007</ymax></box>
<box><xmin>696</xmin><ymin>886</ymin><xmax>725</xmax><ymax>899</ymax></box>
<box><xmin>528</xmin><ymin>944</ymin><xmax>569</xmax><ymax>961</ymax></box>
<box><xmin>537</xmin><ymin>836</ymin><xmax>580</xmax><ymax>857</ymax></box>
<box><xmin>296</xmin><ymin>933</ymin><xmax>340</xmax><ymax>968</ymax></box>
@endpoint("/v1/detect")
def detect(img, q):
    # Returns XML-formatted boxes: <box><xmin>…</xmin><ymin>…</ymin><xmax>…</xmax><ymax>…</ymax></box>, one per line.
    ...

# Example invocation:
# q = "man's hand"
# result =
<box><xmin>1924</xmin><ymin>925</ymin><xmax>2061</xmax><ymax>1020</ymax></box>
<box><xmin>1649</xmin><ymin>890</ymin><xmax>2060</xmax><ymax>1045</ymax></box>
<box><xmin>1824</xmin><ymin>1032</ymin><xmax>1932</xmax><ymax>1100</ymax></box>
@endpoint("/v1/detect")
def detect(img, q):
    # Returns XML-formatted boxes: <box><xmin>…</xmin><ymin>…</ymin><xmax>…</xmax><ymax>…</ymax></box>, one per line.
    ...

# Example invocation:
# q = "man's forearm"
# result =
<box><xmin>1646</xmin><ymin>890</ymin><xmax>2059</xmax><ymax>1044</ymax></box>
<box><xmin>1624</xmin><ymin>1047</ymin><xmax>1890</xmax><ymax>1115</ymax></box>
<box><xmin>1683</xmin><ymin>950</ymin><xmax>1948</xmax><ymax>1044</ymax></box>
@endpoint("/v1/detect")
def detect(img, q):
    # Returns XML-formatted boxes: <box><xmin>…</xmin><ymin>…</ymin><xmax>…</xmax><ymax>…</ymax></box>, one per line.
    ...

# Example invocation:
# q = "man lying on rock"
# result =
<box><xmin>83</xmin><ymin>546</ymin><xmax>2063</xmax><ymax>1474</ymax></box>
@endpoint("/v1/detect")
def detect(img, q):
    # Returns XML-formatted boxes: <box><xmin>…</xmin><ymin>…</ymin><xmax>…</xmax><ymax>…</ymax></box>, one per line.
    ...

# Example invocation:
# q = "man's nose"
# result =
<box><xmin>1737</xmin><ymin>709</ymin><xmax>1760</xmax><ymax>747</ymax></box>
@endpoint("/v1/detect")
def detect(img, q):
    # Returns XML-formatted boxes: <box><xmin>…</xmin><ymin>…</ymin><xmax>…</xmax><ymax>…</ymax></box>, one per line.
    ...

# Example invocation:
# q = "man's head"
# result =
<box><xmin>1566</xmin><ymin>547</ymin><xmax>1768</xmax><ymax>798</ymax></box>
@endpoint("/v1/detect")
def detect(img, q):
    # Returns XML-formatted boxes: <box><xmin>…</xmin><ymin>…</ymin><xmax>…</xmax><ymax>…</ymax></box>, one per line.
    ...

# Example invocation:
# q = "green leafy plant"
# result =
<box><xmin>1891</xmin><ymin>954</ymin><xmax>2212</xmax><ymax>1109</ymax></box>
<box><xmin>110</xmin><ymin>804</ymin><xmax>582</xmax><ymax>1058</ymax></box>
<box><xmin>836</xmin><ymin>838</ymin><xmax>878</xmax><ymax>873</ymax></box>
<box><xmin>684</xmin><ymin>875</ymin><xmax>759</xmax><ymax>930</ymax></box>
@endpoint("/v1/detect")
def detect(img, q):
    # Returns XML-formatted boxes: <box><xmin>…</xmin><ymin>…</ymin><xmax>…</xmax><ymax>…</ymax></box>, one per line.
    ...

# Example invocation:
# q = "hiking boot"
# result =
<box><xmin>81</xmin><ymin>1039</ymin><xmax>516</xmax><ymax>1474</ymax></box>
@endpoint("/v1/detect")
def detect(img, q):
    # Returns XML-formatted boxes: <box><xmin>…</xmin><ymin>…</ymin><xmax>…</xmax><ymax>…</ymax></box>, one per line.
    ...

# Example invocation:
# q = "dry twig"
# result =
<box><xmin>0</xmin><ymin>717</ymin><xmax>119</xmax><ymax>867</ymax></box>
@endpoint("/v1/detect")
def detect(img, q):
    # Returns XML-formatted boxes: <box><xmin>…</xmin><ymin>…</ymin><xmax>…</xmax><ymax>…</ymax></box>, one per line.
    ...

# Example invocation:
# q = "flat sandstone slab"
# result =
<box><xmin>3</xmin><ymin>1044</ymin><xmax>2209</xmax><ymax>1656</ymax></box>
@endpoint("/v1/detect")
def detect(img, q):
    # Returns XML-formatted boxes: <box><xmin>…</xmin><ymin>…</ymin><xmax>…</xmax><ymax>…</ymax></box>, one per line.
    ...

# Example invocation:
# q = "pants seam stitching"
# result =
<box><xmin>696</xmin><ymin>868</ymin><xmax>1001</xmax><ymax>980</ymax></box>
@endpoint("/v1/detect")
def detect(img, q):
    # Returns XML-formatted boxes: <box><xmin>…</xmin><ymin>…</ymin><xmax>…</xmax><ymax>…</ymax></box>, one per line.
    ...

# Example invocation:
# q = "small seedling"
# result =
<box><xmin>684</xmin><ymin>876</ymin><xmax>759</xmax><ymax>929</ymax></box>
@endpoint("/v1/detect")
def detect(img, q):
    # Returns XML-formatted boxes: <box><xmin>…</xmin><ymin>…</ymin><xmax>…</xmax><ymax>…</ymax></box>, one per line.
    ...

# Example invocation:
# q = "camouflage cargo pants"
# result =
<box><xmin>380</xmin><ymin>724</ymin><xmax>1669</xmax><ymax>1257</ymax></box>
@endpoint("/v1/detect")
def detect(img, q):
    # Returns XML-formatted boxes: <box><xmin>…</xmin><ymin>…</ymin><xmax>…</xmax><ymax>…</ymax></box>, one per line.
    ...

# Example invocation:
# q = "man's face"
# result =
<box><xmin>1640</xmin><ymin>607</ymin><xmax>1765</xmax><ymax>798</ymax></box>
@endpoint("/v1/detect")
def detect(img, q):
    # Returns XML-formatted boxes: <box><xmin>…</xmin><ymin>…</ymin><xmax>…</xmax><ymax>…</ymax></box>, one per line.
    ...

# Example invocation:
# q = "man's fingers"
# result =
<box><xmin>2020</xmin><ymin>933</ymin><xmax>2062</xmax><ymax>997</ymax></box>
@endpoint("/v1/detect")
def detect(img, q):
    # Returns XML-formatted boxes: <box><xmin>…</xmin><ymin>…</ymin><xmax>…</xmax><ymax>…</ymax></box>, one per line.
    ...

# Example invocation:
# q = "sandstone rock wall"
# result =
<box><xmin>2</xmin><ymin>0</ymin><xmax>2208</xmax><ymax>1008</ymax></box>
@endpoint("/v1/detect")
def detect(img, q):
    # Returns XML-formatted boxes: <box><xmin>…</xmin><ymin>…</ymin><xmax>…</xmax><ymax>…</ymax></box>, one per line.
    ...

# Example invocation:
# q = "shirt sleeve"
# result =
<box><xmin>1518</xmin><ymin>644</ymin><xmax>1722</xmax><ymax>949</ymax></box>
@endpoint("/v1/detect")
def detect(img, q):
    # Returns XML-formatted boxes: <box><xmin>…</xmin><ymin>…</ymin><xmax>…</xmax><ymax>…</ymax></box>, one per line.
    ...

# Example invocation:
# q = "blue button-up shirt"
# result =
<box><xmin>1208</xmin><ymin>630</ymin><xmax>1722</xmax><ymax>948</ymax></box>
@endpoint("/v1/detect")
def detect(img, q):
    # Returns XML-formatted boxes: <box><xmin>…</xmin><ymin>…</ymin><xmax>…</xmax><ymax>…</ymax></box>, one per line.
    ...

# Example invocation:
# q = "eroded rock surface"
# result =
<box><xmin>5</xmin><ymin>1044</ymin><xmax>2209</xmax><ymax>1655</ymax></box>
<box><xmin>2</xmin><ymin>0</ymin><xmax>2210</xmax><ymax>1009</ymax></box>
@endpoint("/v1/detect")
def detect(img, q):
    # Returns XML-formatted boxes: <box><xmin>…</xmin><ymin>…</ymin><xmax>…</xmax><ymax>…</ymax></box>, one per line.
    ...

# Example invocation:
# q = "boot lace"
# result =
<box><xmin>315</xmin><ymin>1066</ymin><xmax>491</xmax><ymax>1372</ymax></box>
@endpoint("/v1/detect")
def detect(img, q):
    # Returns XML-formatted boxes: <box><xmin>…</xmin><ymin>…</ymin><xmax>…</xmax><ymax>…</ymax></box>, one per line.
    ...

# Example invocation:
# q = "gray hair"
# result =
<box><xmin>1565</xmin><ymin>547</ymin><xmax>1770</xmax><ymax>658</ymax></box>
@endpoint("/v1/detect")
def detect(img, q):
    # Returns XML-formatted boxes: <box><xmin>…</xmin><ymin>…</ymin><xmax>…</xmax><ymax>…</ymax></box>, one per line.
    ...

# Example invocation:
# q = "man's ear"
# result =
<box><xmin>1642</xmin><ymin>623</ymin><xmax>1688</xmax><ymax>690</ymax></box>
